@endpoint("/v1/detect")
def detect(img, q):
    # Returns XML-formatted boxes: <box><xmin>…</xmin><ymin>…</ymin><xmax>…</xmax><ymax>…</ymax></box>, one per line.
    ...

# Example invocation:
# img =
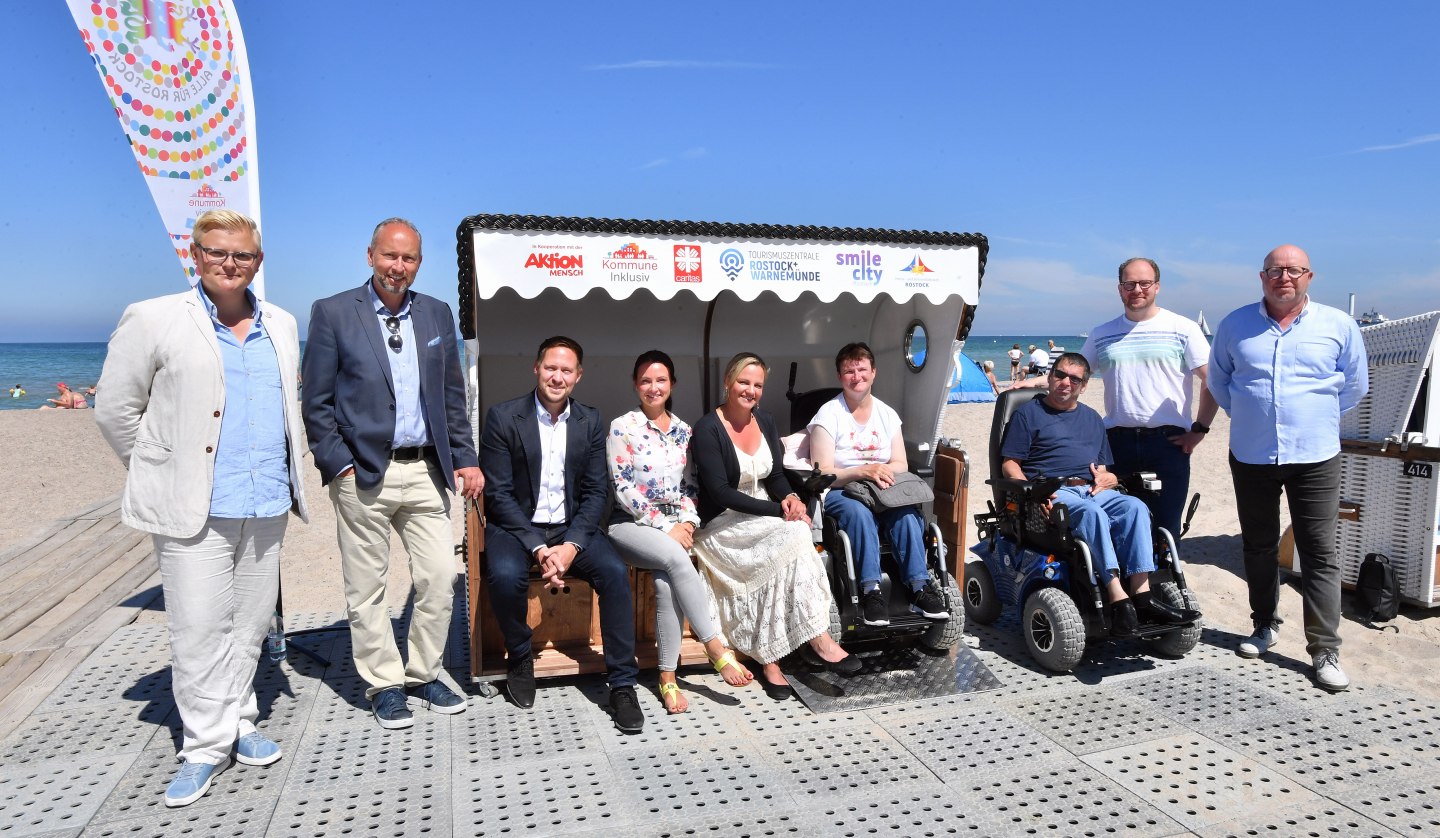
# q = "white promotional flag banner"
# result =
<box><xmin>66</xmin><ymin>0</ymin><xmax>263</xmax><ymax>294</ymax></box>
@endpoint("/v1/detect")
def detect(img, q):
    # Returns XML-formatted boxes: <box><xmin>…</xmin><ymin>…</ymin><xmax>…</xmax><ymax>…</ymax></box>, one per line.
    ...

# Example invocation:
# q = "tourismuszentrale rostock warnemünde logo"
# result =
<box><xmin>674</xmin><ymin>245</ymin><xmax>702</xmax><ymax>282</ymax></box>
<box><xmin>603</xmin><ymin>242</ymin><xmax>659</xmax><ymax>284</ymax></box>
<box><xmin>524</xmin><ymin>243</ymin><xmax>584</xmax><ymax>277</ymax></box>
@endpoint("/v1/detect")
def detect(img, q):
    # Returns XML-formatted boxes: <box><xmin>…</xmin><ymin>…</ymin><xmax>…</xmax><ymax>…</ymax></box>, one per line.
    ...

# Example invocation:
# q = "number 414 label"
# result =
<box><xmin>1402</xmin><ymin>461</ymin><xmax>1434</xmax><ymax>479</ymax></box>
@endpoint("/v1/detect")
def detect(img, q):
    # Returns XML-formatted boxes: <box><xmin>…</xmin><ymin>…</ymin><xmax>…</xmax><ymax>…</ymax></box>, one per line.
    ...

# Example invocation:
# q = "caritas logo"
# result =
<box><xmin>674</xmin><ymin>245</ymin><xmax>702</xmax><ymax>283</ymax></box>
<box><xmin>524</xmin><ymin>251</ymin><xmax>584</xmax><ymax>276</ymax></box>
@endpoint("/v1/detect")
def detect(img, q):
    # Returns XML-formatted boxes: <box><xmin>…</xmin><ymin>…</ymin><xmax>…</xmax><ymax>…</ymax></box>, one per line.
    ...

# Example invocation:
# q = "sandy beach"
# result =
<box><xmin>5</xmin><ymin>383</ymin><xmax>1437</xmax><ymax>699</ymax></box>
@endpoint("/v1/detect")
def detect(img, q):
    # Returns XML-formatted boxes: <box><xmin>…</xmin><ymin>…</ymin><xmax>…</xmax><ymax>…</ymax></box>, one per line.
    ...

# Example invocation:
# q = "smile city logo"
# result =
<box><xmin>837</xmin><ymin>249</ymin><xmax>883</xmax><ymax>285</ymax></box>
<box><xmin>719</xmin><ymin>248</ymin><xmax>745</xmax><ymax>280</ymax></box>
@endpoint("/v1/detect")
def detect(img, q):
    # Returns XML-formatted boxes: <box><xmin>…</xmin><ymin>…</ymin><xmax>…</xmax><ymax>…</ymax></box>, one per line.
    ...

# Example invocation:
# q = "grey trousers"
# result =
<box><xmin>1229</xmin><ymin>454</ymin><xmax>1343</xmax><ymax>656</ymax></box>
<box><xmin>607</xmin><ymin>521</ymin><xmax>718</xmax><ymax>670</ymax></box>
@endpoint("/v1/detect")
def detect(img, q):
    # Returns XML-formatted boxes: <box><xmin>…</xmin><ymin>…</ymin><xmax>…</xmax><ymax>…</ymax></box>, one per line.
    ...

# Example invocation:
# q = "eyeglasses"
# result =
<box><xmin>384</xmin><ymin>316</ymin><xmax>403</xmax><ymax>351</ymax></box>
<box><xmin>1263</xmin><ymin>266</ymin><xmax>1311</xmax><ymax>280</ymax></box>
<box><xmin>195</xmin><ymin>246</ymin><xmax>259</xmax><ymax>267</ymax></box>
<box><xmin>1118</xmin><ymin>280</ymin><xmax>1157</xmax><ymax>291</ymax></box>
<box><xmin>1050</xmin><ymin>369</ymin><xmax>1086</xmax><ymax>384</ymax></box>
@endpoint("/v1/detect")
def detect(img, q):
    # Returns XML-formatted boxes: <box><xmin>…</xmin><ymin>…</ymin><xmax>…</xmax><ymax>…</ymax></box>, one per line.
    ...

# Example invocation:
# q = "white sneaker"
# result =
<box><xmin>1312</xmin><ymin>650</ymin><xmax>1351</xmax><ymax>692</ymax></box>
<box><xmin>1238</xmin><ymin>624</ymin><xmax>1279</xmax><ymax>658</ymax></box>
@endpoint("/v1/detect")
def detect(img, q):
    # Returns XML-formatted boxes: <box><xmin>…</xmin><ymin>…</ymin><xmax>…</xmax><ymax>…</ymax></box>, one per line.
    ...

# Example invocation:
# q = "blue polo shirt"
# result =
<box><xmin>199</xmin><ymin>286</ymin><xmax>290</xmax><ymax>518</ymax></box>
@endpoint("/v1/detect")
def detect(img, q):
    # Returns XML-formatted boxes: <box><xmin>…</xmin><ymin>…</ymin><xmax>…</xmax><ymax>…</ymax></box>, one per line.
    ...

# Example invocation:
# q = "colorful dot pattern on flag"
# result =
<box><xmin>77</xmin><ymin>0</ymin><xmax>250</xmax><ymax>184</ymax></box>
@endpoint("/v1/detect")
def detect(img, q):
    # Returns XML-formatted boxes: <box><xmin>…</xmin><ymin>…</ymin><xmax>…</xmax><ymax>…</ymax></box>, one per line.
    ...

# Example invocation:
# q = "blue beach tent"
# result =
<box><xmin>947</xmin><ymin>352</ymin><xmax>996</xmax><ymax>404</ymax></box>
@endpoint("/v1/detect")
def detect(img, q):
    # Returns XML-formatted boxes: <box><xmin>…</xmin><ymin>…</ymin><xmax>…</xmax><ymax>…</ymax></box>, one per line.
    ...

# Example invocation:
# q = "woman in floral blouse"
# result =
<box><xmin>607</xmin><ymin>350</ymin><xmax>753</xmax><ymax>713</ymax></box>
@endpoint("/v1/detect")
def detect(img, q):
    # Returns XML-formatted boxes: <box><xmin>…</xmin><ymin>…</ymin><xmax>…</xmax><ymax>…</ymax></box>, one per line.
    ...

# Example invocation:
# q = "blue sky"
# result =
<box><xmin>6</xmin><ymin>1</ymin><xmax>1439</xmax><ymax>341</ymax></box>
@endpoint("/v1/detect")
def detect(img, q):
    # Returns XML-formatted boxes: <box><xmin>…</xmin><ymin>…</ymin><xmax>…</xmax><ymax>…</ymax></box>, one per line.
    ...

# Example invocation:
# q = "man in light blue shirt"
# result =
<box><xmin>1208</xmin><ymin>244</ymin><xmax>1367</xmax><ymax>692</ymax></box>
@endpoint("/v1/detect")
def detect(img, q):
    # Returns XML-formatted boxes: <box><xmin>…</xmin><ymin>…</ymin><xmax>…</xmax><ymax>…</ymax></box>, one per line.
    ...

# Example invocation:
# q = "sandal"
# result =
<box><xmin>709</xmin><ymin>650</ymin><xmax>753</xmax><ymax>686</ymax></box>
<box><xmin>658</xmin><ymin>681</ymin><xmax>688</xmax><ymax>714</ymax></box>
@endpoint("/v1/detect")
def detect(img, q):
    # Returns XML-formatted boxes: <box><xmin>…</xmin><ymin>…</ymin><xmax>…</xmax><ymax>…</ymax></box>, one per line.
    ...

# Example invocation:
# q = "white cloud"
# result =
<box><xmin>1353</xmin><ymin>132</ymin><xmax>1440</xmax><ymax>154</ymax></box>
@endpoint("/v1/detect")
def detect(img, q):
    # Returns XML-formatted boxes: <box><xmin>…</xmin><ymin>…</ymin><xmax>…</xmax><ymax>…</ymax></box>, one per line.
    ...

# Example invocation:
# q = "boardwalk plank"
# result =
<box><xmin>0</xmin><ymin>645</ymin><xmax>92</xmax><ymax>741</ymax></box>
<box><xmin>63</xmin><ymin>570</ymin><xmax>163</xmax><ymax>649</ymax></box>
<box><xmin>0</xmin><ymin>528</ymin><xmax>148</xmax><ymax>641</ymax></box>
<box><xmin>0</xmin><ymin>540</ymin><xmax>156</xmax><ymax>652</ymax></box>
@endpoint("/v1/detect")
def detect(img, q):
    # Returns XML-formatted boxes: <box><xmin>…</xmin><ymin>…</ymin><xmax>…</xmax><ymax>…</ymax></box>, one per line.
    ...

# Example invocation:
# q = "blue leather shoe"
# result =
<box><xmin>371</xmin><ymin>686</ymin><xmax>414</xmax><ymax>730</ymax></box>
<box><xmin>235</xmin><ymin>731</ymin><xmax>282</xmax><ymax>766</ymax></box>
<box><xmin>408</xmin><ymin>680</ymin><xmax>466</xmax><ymax>715</ymax></box>
<box><xmin>165</xmin><ymin>760</ymin><xmax>225</xmax><ymax>808</ymax></box>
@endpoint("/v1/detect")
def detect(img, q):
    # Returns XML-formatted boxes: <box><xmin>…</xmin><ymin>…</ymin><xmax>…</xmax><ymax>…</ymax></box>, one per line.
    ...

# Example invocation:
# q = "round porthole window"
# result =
<box><xmin>904</xmin><ymin>321</ymin><xmax>928</xmax><ymax>371</ymax></box>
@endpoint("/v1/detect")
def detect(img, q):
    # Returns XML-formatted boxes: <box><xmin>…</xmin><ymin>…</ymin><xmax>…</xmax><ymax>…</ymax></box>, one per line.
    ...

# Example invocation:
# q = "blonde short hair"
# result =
<box><xmin>192</xmin><ymin>210</ymin><xmax>261</xmax><ymax>250</ymax></box>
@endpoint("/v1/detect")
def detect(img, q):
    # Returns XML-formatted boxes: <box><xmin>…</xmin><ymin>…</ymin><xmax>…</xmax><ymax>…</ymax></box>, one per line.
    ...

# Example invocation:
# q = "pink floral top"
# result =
<box><xmin>607</xmin><ymin>408</ymin><xmax>701</xmax><ymax>531</ymax></box>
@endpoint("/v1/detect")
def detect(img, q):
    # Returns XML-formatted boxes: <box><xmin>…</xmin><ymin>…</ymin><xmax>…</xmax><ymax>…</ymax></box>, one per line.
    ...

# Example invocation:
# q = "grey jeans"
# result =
<box><xmin>607</xmin><ymin>521</ymin><xmax>718</xmax><ymax>670</ymax></box>
<box><xmin>1229</xmin><ymin>454</ymin><xmax>1343</xmax><ymax>656</ymax></box>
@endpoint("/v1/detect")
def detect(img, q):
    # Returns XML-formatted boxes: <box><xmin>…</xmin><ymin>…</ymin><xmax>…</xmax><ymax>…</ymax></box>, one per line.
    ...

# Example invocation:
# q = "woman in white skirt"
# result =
<box><xmin>689</xmin><ymin>352</ymin><xmax>860</xmax><ymax>699</ymax></box>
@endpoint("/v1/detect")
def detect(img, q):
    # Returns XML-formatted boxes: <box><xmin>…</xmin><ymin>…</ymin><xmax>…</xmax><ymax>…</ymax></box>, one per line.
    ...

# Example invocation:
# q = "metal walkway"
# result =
<box><xmin>2</xmin><ymin>606</ymin><xmax>1438</xmax><ymax>837</ymax></box>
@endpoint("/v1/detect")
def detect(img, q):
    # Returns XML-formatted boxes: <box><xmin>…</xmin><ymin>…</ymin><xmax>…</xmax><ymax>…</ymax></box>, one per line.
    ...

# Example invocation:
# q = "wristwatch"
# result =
<box><xmin>1191</xmin><ymin>421</ymin><xmax>1210</xmax><ymax>434</ymax></box>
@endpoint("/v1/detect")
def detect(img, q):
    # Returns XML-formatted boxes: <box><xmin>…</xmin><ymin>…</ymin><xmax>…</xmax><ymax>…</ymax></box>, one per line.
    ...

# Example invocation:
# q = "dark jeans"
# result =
<box><xmin>1228</xmin><ymin>454</ymin><xmax>1342</xmax><ymax>656</ymax></box>
<box><xmin>1106</xmin><ymin>426</ymin><xmax>1190</xmax><ymax>538</ymax></box>
<box><xmin>484</xmin><ymin>522</ymin><xmax>639</xmax><ymax>687</ymax></box>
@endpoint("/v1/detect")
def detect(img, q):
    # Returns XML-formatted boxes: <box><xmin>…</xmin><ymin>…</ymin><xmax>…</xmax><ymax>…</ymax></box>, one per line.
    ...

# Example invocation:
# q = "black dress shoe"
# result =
<box><xmin>1110</xmin><ymin>599</ymin><xmax>1139</xmax><ymax>638</ymax></box>
<box><xmin>505</xmin><ymin>655</ymin><xmax>536</xmax><ymax>709</ymax></box>
<box><xmin>761</xmin><ymin>677</ymin><xmax>793</xmax><ymax>700</ymax></box>
<box><xmin>1135</xmin><ymin>592</ymin><xmax>1201</xmax><ymax>625</ymax></box>
<box><xmin>824</xmin><ymin>653</ymin><xmax>863</xmax><ymax>677</ymax></box>
<box><xmin>609</xmin><ymin>686</ymin><xmax>645</xmax><ymax>733</ymax></box>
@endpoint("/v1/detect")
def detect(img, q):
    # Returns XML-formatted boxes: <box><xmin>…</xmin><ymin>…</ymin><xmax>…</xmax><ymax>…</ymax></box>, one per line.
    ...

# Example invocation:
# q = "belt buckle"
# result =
<box><xmin>655</xmin><ymin>502</ymin><xmax>678</xmax><ymax>516</ymax></box>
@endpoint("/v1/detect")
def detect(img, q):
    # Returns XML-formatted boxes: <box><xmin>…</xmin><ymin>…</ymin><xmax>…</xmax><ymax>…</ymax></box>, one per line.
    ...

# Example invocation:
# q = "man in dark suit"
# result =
<box><xmin>302</xmin><ymin>217</ymin><xmax>483</xmax><ymax>730</ymax></box>
<box><xmin>480</xmin><ymin>336</ymin><xmax>643</xmax><ymax>731</ymax></box>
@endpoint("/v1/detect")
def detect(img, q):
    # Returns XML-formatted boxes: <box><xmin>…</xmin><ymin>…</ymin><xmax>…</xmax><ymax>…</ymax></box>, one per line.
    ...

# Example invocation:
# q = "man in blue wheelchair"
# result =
<box><xmin>970</xmin><ymin>353</ymin><xmax>1201</xmax><ymax>671</ymax></box>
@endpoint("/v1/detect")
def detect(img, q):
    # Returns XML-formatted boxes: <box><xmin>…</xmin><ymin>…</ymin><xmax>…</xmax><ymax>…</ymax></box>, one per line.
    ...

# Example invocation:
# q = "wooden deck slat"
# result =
<box><xmin>0</xmin><ymin>528</ymin><xmax>148</xmax><ymax>641</ymax></box>
<box><xmin>0</xmin><ymin>540</ymin><xmax>156</xmax><ymax>653</ymax></box>
<box><xmin>63</xmin><ymin>569</ymin><xmax>163</xmax><ymax>650</ymax></box>
<box><xmin>0</xmin><ymin>646</ymin><xmax>94</xmax><ymax>741</ymax></box>
<box><xmin>0</xmin><ymin>515</ymin><xmax>111</xmax><ymax>576</ymax></box>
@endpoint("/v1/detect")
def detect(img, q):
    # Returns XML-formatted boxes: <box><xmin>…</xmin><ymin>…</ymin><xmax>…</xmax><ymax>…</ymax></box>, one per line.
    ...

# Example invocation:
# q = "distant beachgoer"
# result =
<box><xmin>39</xmin><ymin>382</ymin><xmax>87</xmax><ymax>410</ymax></box>
<box><xmin>1027</xmin><ymin>345</ymin><xmax>1050</xmax><ymax>376</ymax></box>
<box><xmin>1047</xmin><ymin>339</ymin><xmax>1066</xmax><ymax>354</ymax></box>
<box><xmin>1007</xmin><ymin>344</ymin><xmax>1022</xmax><ymax>382</ymax></box>
<box><xmin>84</xmin><ymin>386</ymin><xmax>97</xmax><ymax>397</ymax></box>
<box><xmin>981</xmin><ymin>359</ymin><xmax>1002</xmax><ymax>394</ymax></box>
<box><xmin>9</xmin><ymin>384</ymin><xmax>23</xmax><ymax>399</ymax></box>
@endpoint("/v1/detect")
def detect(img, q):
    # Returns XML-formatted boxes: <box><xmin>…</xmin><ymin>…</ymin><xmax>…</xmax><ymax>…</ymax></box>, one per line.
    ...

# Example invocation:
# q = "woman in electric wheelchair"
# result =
<box><xmin>806</xmin><ymin>342</ymin><xmax>949</xmax><ymax>627</ymax></box>
<box><xmin>606</xmin><ymin>351</ymin><xmax>754</xmax><ymax>715</ymax></box>
<box><xmin>997</xmin><ymin>354</ymin><xmax>1201</xmax><ymax>635</ymax></box>
<box><xmin>690</xmin><ymin>352</ymin><xmax>862</xmax><ymax>700</ymax></box>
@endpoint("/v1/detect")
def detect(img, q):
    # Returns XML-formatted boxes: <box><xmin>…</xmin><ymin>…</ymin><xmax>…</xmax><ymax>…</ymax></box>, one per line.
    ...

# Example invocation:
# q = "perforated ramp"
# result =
<box><xmin>3</xmin><ymin>608</ymin><xmax>1437</xmax><ymax>836</ymax></box>
<box><xmin>784</xmin><ymin>643</ymin><xmax>1002</xmax><ymax>713</ymax></box>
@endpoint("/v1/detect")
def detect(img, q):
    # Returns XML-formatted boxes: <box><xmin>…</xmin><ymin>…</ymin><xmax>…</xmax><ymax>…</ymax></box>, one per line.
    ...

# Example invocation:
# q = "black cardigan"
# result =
<box><xmin>690</xmin><ymin>408</ymin><xmax>793</xmax><ymax>526</ymax></box>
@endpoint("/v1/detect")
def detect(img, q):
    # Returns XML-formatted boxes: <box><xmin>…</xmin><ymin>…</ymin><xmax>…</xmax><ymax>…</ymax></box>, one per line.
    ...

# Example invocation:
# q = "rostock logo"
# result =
<box><xmin>719</xmin><ymin>248</ymin><xmax>745</xmax><ymax>280</ymax></box>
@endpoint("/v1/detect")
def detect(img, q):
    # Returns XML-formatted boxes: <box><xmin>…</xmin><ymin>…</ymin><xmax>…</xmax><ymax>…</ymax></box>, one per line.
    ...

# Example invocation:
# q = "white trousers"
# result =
<box><xmin>154</xmin><ymin>514</ymin><xmax>286</xmax><ymax>765</ymax></box>
<box><xmin>329</xmin><ymin>459</ymin><xmax>455</xmax><ymax>700</ymax></box>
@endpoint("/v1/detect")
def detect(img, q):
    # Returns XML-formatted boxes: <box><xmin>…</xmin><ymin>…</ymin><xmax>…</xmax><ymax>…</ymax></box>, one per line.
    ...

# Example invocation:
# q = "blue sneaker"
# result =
<box><xmin>165</xmin><ymin>760</ymin><xmax>225</xmax><ymax>808</ymax></box>
<box><xmin>408</xmin><ymin>680</ymin><xmax>466</xmax><ymax>715</ymax></box>
<box><xmin>371</xmin><ymin>686</ymin><xmax>414</xmax><ymax>730</ymax></box>
<box><xmin>235</xmin><ymin>731</ymin><xmax>282</xmax><ymax>766</ymax></box>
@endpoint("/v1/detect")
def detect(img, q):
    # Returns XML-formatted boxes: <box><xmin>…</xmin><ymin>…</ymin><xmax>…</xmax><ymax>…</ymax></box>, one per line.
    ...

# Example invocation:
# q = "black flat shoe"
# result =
<box><xmin>760</xmin><ymin>677</ymin><xmax>793</xmax><ymax>700</ymax></box>
<box><xmin>823</xmin><ymin>654</ymin><xmax>863</xmax><ymax>677</ymax></box>
<box><xmin>1110</xmin><ymin>600</ymin><xmax>1139</xmax><ymax>638</ymax></box>
<box><xmin>1136</xmin><ymin>594</ymin><xmax>1201</xmax><ymax>625</ymax></box>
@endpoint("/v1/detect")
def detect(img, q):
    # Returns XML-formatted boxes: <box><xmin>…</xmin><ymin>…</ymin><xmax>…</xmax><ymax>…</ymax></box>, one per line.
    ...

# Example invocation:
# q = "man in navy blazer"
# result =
<box><xmin>481</xmin><ymin>336</ymin><xmax>643</xmax><ymax>731</ymax></box>
<box><xmin>302</xmin><ymin>218</ymin><xmax>482</xmax><ymax>730</ymax></box>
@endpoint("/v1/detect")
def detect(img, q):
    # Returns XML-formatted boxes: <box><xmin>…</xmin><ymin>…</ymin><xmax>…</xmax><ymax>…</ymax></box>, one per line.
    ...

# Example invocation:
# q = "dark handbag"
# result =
<box><xmin>841</xmin><ymin>471</ymin><xmax>934</xmax><ymax>510</ymax></box>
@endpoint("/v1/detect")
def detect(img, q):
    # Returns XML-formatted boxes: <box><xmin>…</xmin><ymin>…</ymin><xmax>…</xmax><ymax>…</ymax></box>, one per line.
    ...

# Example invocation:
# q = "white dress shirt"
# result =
<box><xmin>532</xmin><ymin>394</ymin><xmax>570</xmax><ymax>525</ymax></box>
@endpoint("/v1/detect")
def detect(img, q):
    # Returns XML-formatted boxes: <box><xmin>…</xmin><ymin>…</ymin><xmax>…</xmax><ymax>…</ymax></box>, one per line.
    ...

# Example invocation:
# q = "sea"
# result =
<box><xmin>0</xmin><ymin>335</ymin><xmax>1084</xmax><ymax>411</ymax></box>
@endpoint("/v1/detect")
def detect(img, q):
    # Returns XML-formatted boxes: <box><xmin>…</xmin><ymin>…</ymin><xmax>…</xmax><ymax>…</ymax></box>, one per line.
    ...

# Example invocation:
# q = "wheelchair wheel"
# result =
<box><xmin>962</xmin><ymin>561</ymin><xmax>1002</xmax><ymax>625</ymax></box>
<box><xmin>1141</xmin><ymin>582</ymin><xmax>1201</xmax><ymax>658</ymax></box>
<box><xmin>920</xmin><ymin>570</ymin><xmax>965</xmax><ymax>652</ymax></box>
<box><xmin>1023</xmin><ymin>587</ymin><xmax>1085</xmax><ymax>673</ymax></box>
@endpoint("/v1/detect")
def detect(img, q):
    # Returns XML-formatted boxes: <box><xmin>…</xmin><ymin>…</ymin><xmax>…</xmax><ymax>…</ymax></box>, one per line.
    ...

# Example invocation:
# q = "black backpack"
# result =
<box><xmin>1356</xmin><ymin>552</ymin><xmax>1399</xmax><ymax>624</ymax></box>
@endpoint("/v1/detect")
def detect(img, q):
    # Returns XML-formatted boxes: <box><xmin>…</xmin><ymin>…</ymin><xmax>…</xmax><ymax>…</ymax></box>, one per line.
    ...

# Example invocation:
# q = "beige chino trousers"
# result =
<box><xmin>329</xmin><ymin>459</ymin><xmax>455</xmax><ymax>700</ymax></box>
